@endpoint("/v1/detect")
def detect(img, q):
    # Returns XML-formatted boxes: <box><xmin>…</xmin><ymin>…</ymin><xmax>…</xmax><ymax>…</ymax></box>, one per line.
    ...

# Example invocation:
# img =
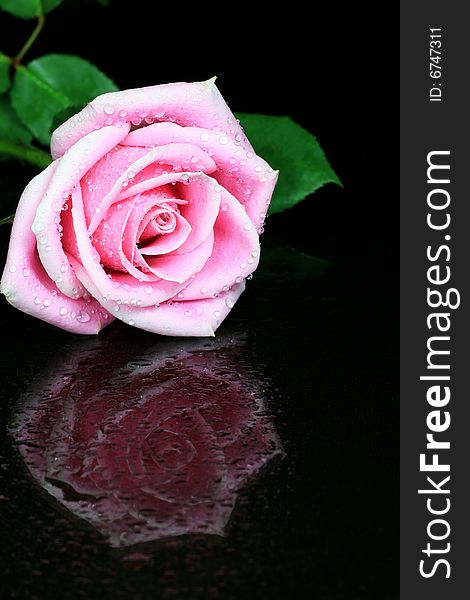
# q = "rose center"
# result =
<box><xmin>137</xmin><ymin>203</ymin><xmax>180</xmax><ymax>246</ymax></box>
<box><xmin>144</xmin><ymin>429</ymin><xmax>196</xmax><ymax>471</ymax></box>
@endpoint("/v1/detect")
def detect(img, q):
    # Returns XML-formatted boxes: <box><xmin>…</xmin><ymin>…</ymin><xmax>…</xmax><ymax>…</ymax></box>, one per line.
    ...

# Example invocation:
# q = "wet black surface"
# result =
<box><xmin>0</xmin><ymin>221</ymin><xmax>398</xmax><ymax>599</ymax></box>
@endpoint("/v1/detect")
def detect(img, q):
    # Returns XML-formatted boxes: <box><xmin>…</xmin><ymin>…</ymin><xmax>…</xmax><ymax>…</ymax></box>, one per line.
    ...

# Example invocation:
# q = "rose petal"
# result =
<box><xmin>68</xmin><ymin>186</ymin><xmax>187</xmax><ymax>307</ymax></box>
<box><xmin>146</xmin><ymin>231</ymin><xmax>214</xmax><ymax>284</ymax></box>
<box><xmin>179</xmin><ymin>189</ymin><xmax>260</xmax><ymax>300</ymax></box>
<box><xmin>51</xmin><ymin>79</ymin><xmax>249</xmax><ymax>159</ymax></box>
<box><xmin>66</xmin><ymin>260</ymin><xmax>246</xmax><ymax>337</ymax></box>
<box><xmin>88</xmin><ymin>144</ymin><xmax>217</xmax><ymax>235</ymax></box>
<box><xmin>81</xmin><ymin>145</ymin><xmax>148</xmax><ymax>226</ymax></box>
<box><xmin>1</xmin><ymin>163</ymin><xmax>113</xmax><ymax>334</ymax></box>
<box><xmin>32</xmin><ymin>125</ymin><xmax>130</xmax><ymax>299</ymax></box>
<box><xmin>122</xmin><ymin>121</ymin><xmax>278</xmax><ymax>231</ymax></box>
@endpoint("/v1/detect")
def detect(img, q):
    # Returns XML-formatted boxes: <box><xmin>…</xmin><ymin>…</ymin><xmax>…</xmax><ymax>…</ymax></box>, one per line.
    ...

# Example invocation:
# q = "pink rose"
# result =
<box><xmin>11</xmin><ymin>335</ymin><xmax>283</xmax><ymax>547</ymax></box>
<box><xmin>1</xmin><ymin>79</ymin><xmax>278</xmax><ymax>336</ymax></box>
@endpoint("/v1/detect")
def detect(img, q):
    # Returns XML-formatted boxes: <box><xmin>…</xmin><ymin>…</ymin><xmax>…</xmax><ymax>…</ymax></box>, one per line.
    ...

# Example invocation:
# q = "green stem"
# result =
<box><xmin>0</xmin><ymin>139</ymin><xmax>51</xmax><ymax>169</ymax></box>
<box><xmin>13</xmin><ymin>14</ymin><xmax>46</xmax><ymax>66</ymax></box>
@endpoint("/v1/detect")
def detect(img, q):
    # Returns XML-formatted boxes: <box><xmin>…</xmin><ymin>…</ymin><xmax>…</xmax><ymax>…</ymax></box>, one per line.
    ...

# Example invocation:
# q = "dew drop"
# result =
<box><xmin>22</xmin><ymin>268</ymin><xmax>30</xmax><ymax>277</ymax></box>
<box><xmin>200</xmin><ymin>133</ymin><xmax>210</xmax><ymax>142</ymax></box>
<box><xmin>34</xmin><ymin>297</ymin><xmax>41</xmax><ymax>305</ymax></box>
<box><xmin>244</xmin><ymin>223</ymin><xmax>253</xmax><ymax>231</ymax></box>
<box><xmin>104</xmin><ymin>104</ymin><xmax>115</xmax><ymax>115</ymax></box>
<box><xmin>119</xmin><ymin>109</ymin><xmax>127</xmax><ymax>118</ymax></box>
<box><xmin>219</xmin><ymin>135</ymin><xmax>228</xmax><ymax>145</ymax></box>
<box><xmin>225</xmin><ymin>297</ymin><xmax>235</xmax><ymax>309</ymax></box>
<box><xmin>144</xmin><ymin>286</ymin><xmax>152</xmax><ymax>294</ymax></box>
<box><xmin>59</xmin><ymin>307</ymin><xmax>67</xmax><ymax>316</ymax></box>
<box><xmin>43</xmin><ymin>299</ymin><xmax>51</xmax><ymax>307</ymax></box>
<box><xmin>8</xmin><ymin>265</ymin><xmax>16</xmax><ymax>273</ymax></box>
<box><xmin>76</xmin><ymin>310</ymin><xmax>90</xmax><ymax>323</ymax></box>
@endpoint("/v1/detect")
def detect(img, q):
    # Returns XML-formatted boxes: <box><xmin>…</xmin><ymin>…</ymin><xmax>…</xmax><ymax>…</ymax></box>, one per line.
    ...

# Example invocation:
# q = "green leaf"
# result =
<box><xmin>0</xmin><ymin>96</ymin><xmax>52</xmax><ymax>167</ymax></box>
<box><xmin>0</xmin><ymin>139</ymin><xmax>52</xmax><ymax>168</ymax></box>
<box><xmin>0</xmin><ymin>0</ymin><xmax>63</xmax><ymax>19</ymax></box>
<box><xmin>0</xmin><ymin>53</ymin><xmax>10</xmax><ymax>94</ymax></box>
<box><xmin>11</xmin><ymin>54</ymin><xmax>118</xmax><ymax>145</ymax></box>
<box><xmin>0</xmin><ymin>213</ymin><xmax>14</xmax><ymax>225</ymax></box>
<box><xmin>0</xmin><ymin>95</ymin><xmax>32</xmax><ymax>144</ymax></box>
<box><xmin>236</xmin><ymin>113</ymin><xmax>341</xmax><ymax>214</ymax></box>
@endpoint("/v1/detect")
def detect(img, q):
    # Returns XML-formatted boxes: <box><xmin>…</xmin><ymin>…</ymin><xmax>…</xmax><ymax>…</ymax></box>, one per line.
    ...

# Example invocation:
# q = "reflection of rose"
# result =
<box><xmin>11</xmin><ymin>334</ymin><xmax>282</xmax><ymax>547</ymax></box>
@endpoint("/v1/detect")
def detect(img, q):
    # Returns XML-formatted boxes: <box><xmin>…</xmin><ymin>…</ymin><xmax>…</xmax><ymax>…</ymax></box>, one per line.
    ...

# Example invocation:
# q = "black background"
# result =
<box><xmin>0</xmin><ymin>2</ymin><xmax>398</xmax><ymax>599</ymax></box>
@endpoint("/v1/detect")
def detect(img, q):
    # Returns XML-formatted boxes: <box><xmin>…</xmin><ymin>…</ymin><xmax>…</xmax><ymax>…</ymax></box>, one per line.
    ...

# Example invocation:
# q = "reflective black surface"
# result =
<box><xmin>0</xmin><ymin>230</ymin><xmax>398</xmax><ymax>599</ymax></box>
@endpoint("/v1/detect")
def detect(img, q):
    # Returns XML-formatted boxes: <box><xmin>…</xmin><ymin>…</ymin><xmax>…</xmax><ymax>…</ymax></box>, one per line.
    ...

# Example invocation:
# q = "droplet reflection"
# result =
<box><xmin>10</xmin><ymin>333</ymin><xmax>283</xmax><ymax>547</ymax></box>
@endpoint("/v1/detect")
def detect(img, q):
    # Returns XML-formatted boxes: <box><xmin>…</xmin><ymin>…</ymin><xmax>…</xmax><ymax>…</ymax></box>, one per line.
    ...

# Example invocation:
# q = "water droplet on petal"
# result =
<box><xmin>34</xmin><ymin>297</ymin><xmax>41</xmax><ymax>305</ymax></box>
<box><xmin>22</xmin><ymin>268</ymin><xmax>30</xmax><ymax>277</ymax></box>
<box><xmin>104</xmin><ymin>104</ymin><xmax>115</xmax><ymax>115</ymax></box>
<box><xmin>144</xmin><ymin>286</ymin><xmax>152</xmax><ymax>294</ymax></box>
<box><xmin>43</xmin><ymin>299</ymin><xmax>51</xmax><ymax>307</ymax></box>
<box><xmin>244</xmin><ymin>223</ymin><xmax>253</xmax><ymax>231</ymax></box>
<box><xmin>200</xmin><ymin>133</ymin><xmax>210</xmax><ymax>142</ymax></box>
<box><xmin>225</xmin><ymin>297</ymin><xmax>235</xmax><ymax>309</ymax></box>
<box><xmin>76</xmin><ymin>310</ymin><xmax>90</xmax><ymax>323</ymax></box>
<box><xmin>8</xmin><ymin>265</ymin><xmax>16</xmax><ymax>273</ymax></box>
<box><xmin>59</xmin><ymin>307</ymin><xmax>67</xmax><ymax>316</ymax></box>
